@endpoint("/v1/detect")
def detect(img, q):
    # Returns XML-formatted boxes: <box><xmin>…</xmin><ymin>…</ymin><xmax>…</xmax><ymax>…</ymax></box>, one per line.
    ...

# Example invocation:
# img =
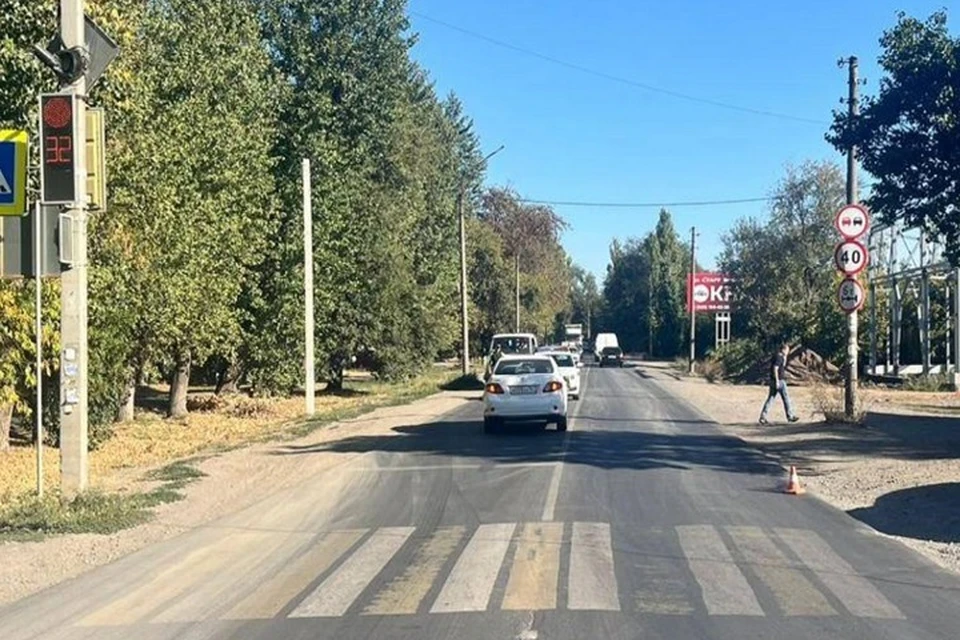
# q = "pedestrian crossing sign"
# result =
<box><xmin>0</xmin><ymin>130</ymin><xmax>28</xmax><ymax>216</ymax></box>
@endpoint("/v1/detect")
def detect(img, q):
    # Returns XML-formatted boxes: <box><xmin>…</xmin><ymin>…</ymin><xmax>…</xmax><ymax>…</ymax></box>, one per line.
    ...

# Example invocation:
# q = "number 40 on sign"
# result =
<box><xmin>834</xmin><ymin>239</ymin><xmax>868</xmax><ymax>276</ymax></box>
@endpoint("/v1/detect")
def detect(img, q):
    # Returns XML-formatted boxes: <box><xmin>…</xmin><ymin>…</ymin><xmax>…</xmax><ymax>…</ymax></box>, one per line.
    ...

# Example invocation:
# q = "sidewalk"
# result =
<box><xmin>636</xmin><ymin>362</ymin><xmax>960</xmax><ymax>575</ymax></box>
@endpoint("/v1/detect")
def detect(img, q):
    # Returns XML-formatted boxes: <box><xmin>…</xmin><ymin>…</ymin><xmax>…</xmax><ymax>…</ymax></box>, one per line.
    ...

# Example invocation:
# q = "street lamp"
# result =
<box><xmin>459</xmin><ymin>145</ymin><xmax>505</xmax><ymax>376</ymax></box>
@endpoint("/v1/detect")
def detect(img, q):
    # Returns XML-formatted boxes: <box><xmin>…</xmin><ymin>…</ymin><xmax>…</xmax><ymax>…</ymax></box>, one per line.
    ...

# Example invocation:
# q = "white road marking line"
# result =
<box><xmin>502</xmin><ymin>522</ymin><xmax>564</xmax><ymax>610</ymax></box>
<box><xmin>346</xmin><ymin>462</ymin><xmax>560</xmax><ymax>472</ymax></box>
<box><xmin>676</xmin><ymin>524</ymin><xmax>764</xmax><ymax>616</ymax></box>
<box><xmin>775</xmin><ymin>528</ymin><xmax>904</xmax><ymax>619</ymax></box>
<box><xmin>363</xmin><ymin>526</ymin><xmax>466</xmax><ymax>615</ymax></box>
<box><xmin>430</xmin><ymin>523</ymin><xmax>516</xmax><ymax>613</ymax></box>
<box><xmin>541</xmin><ymin>459</ymin><xmax>565</xmax><ymax>521</ymax></box>
<box><xmin>289</xmin><ymin>526</ymin><xmax>414</xmax><ymax>618</ymax></box>
<box><xmin>223</xmin><ymin>530</ymin><xmax>366</xmax><ymax>619</ymax></box>
<box><xmin>725</xmin><ymin>526</ymin><xmax>836</xmax><ymax>617</ymax></box>
<box><xmin>568</xmin><ymin>522</ymin><xmax>620</xmax><ymax>611</ymax></box>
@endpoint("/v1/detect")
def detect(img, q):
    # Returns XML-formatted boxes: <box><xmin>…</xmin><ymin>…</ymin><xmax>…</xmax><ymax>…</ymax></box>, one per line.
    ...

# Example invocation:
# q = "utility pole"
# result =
<box><xmin>688</xmin><ymin>226</ymin><xmax>696</xmax><ymax>374</ymax></box>
<box><xmin>457</xmin><ymin>145</ymin><xmax>503</xmax><ymax>376</ymax></box>
<box><xmin>34</xmin><ymin>202</ymin><xmax>44</xmax><ymax>498</ymax></box>
<box><xmin>515</xmin><ymin>253</ymin><xmax>520</xmax><ymax>332</ymax></box>
<box><xmin>303</xmin><ymin>159</ymin><xmax>315</xmax><ymax>416</ymax></box>
<box><xmin>457</xmin><ymin>188</ymin><xmax>470</xmax><ymax>376</ymax></box>
<box><xmin>59</xmin><ymin>0</ymin><xmax>89</xmax><ymax>495</ymax></box>
<box><xmin>842</xmin><ymin>55</ymin><xmax>860</xmax><ymax>419</ymax></box>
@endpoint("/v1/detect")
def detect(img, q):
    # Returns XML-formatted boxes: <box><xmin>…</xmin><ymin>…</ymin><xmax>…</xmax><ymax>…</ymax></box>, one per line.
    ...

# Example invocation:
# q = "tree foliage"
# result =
<box><xmin>720</xmin><ymin>161</ymin><xmax>847</xmax><ymax>359</ymax></box>
<box><xmin>0</xmin><ymin>0</ymin><xmax>578</xmax><ymax>451</ymax></box>
<box><xmin>601</xmin><ymin>210</ymin><xmax>690</xmax><ymax>356</ymax></box>
<box><xmin>828</xmin><ymin>10</ymin><xmax>960</xmax><ymax>265</ymax></box>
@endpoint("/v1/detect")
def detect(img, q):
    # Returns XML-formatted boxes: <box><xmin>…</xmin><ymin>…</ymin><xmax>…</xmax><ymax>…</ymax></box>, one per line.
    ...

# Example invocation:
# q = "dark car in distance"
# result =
<box><xmin>599</xmin><ymin>346</ymin><xmax>623</xmax><ymax>368</ymax></box>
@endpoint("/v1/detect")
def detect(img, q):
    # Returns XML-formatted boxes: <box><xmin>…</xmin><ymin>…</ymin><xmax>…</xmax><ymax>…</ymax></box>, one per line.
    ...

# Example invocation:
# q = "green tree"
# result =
<box><xmin>827</xmin><ymin>11</ymin><xmax>960</xmax><ymax>265</ymax></box>
<box><xmin>478</xmin><ymin>187</ymin><xmax>571</xmax><ymax>339</ymax></box>
<box><xmin>720</xmin><ymin>161</ymin><xmax>847</xmax><ymax>360</ymax></box>
<box><xmin>107</xmin><ymin>0</ymin><xmax>278</xmax><ymax>416</ymax></box>
<box><xmin>601</xmin><ymin>210</ymin><xmax>689</xmax><ymax>356</ymax></box>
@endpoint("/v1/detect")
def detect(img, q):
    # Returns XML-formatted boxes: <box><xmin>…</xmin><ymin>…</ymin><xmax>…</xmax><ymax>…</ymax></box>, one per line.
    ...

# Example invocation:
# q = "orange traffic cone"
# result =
<box><xmin>784</xmin><ymin>465</ymin><xmax>806</xmax><ymax>495</ymax></box>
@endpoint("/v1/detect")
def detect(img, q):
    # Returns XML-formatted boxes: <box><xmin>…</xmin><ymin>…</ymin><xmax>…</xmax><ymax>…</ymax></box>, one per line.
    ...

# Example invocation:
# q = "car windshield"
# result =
<box><xmin>492</xmin><ymin>336</ymin><xmax>533</xmax><ymax>354</ymax></box>
<box><xmin>550</xmin><ymin>354</ymin><xmax>575</xmax><ymax>367</ymax></box>
<box><xmin>494</xmin><ymin>358</ymin><xmax>554</xmax><ymax>375</ymax></box>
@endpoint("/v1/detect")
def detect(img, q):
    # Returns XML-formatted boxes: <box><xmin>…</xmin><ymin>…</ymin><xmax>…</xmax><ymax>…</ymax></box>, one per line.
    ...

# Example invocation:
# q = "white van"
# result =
<box><xmin>594</xmin><ymin>333</ymin><xmax>619</xmax><ymax>354</ymax></box>
<box><xmin>486</xmin><ymin>333</ymin><xmax>539</xmax><ymax>378</ymax></box>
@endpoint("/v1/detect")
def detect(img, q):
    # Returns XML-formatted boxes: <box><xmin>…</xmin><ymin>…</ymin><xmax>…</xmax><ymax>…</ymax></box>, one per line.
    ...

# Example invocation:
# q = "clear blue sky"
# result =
<box><xmin>407</xmin><ymin>0</ymin><xmax>947</xmax><ymax>280</ymax></box>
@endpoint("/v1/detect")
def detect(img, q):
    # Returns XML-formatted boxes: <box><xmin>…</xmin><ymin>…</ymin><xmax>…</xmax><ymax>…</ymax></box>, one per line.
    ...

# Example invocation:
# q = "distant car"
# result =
<box><xmin>545</xmin><ymin>351</ymin><xmax>581</xmax><ymax>400</ymax></box>
<box><xmin>598</xmin><ymin>346</ymin><xmax>623</xmax><ymax>368</ymax></box>
<box><xmin>483</xmin><ymin>355</ymin><xmax>568</xmax><ymax>433</ymax></box>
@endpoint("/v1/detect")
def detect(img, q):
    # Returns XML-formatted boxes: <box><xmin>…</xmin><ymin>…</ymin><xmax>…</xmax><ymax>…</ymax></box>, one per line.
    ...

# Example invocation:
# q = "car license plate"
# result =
<box><xmin>510</xmin><ymin>385</ymin><xmax>537</xmax><ymax>395</ymax></box>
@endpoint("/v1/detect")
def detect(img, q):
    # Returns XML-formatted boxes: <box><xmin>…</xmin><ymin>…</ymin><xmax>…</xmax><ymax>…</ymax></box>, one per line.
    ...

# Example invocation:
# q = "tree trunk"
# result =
<box><xmin>168</xmin><ymin>352</ymin><xmax>192</xmax><ymax>418</ymax></box>
<box><xmin>116</xmin><ymin>380</ymin><xmax>135</xmax><ymax>422</ymax></box>
<box><xmin>327</xmin><ymin>365</ymin><xmax>344</xmax><ymax>392</ymax></box>
<box><xmin>0</xmin><ymin>403</ymin><xmax>12</xmax><ymax>452</ymax></box>
<box><xmin>215</xmin><ymin>360</ymin><xmax>242</xmax><ymax>395</ymax></box>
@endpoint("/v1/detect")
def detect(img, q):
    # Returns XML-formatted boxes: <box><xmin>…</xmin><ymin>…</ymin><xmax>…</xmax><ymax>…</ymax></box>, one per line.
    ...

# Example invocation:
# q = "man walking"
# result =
<box><xmin>759</xmin><ymin>343</ymin><xmax>799</xmax><ymax>424</ymax></box>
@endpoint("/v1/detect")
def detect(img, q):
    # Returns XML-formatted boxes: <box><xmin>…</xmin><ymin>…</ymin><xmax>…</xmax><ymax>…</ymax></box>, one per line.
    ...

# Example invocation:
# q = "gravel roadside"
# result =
<box><xmin>0</xmin><ymin>390</ymin><xmax>474</xmax><ymax>606</ymax></box>
<box><xmin>636</xmin><ymin>361</ymin><xmax>960</xmax><ymax>575</ymax></box>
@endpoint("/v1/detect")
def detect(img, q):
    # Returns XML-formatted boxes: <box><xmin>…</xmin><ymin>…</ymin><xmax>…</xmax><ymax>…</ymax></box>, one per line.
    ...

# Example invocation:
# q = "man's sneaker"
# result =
<box><xmin>788</xmin><ymin>416</ymin><xmax>799</xmax><ymax>423</ymax></box>
<box><xmin>758</xmin><ymin>417</ymin><xmax>769</xmax><ymax>425</ymax></box>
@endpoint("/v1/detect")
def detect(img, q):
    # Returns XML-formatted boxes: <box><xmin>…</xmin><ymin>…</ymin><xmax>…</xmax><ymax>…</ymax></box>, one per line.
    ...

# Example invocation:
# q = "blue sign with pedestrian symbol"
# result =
<box><xmin>0</xmin><ymin>130</ymin><xmax>28</xmax><ymax>216</ymax></box>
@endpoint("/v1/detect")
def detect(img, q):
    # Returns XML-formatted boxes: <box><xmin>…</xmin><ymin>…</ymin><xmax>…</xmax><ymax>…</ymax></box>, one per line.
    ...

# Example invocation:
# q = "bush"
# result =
<box><xmin>810</xmin><ymin>381</ymin><xmax>866</xmax><ymax>425</ymax></box>
<box><xmin>902</xmin><ymin>374</ymin><xmax>952</xmax><ymax>393</ymax></box>
<box><xmin>698</xmin><ymin>357</ymin><xmax>724</xmax><ymax>383</ymax></box>
<box><xmin>711</xmin><ymin>339</ymin><xmax>765</xmax><ymax>381</ymax></box>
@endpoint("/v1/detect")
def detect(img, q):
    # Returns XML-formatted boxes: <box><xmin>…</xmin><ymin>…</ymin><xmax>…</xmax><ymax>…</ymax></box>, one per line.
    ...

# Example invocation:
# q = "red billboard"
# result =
<box><xmin>687</xmin><ymin>272</ymin><xmax>732</xmax><ymax>312</ymax></box>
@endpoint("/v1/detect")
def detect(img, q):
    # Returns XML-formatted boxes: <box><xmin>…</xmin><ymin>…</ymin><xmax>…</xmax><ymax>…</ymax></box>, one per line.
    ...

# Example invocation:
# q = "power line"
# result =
<box><xmin>518</xmin><ymin>196</ymin><xmax>773</xmax><ymax>208</ymax></box>
<box><xmin>410</xmin><ymin>11</ymin><xmax>828</xmax><ymax>126</ymax></box>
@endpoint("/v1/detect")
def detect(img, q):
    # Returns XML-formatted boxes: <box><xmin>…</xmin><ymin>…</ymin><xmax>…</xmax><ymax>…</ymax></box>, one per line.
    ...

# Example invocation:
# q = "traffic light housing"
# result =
<box><xmin>39</xmin><ymin>94</ymin><xmax>78</xmax><ymax>204</ymax></box>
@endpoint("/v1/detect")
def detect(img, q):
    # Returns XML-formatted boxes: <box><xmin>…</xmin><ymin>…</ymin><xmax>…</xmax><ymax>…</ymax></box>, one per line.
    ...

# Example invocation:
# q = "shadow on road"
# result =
<box><xmin>273</xmin><ymin>419</ymin><xmax>780</xmax><ymax>475</ymax></box>
<box><xmin>848</xmin><ymin>482</ymin><xmax>960</xmax><ymax>544</ymax></box>
<box><xmin>724</xmin><ymin>410</ymin><xmax>960</xmax><ymax>469</ymax></box>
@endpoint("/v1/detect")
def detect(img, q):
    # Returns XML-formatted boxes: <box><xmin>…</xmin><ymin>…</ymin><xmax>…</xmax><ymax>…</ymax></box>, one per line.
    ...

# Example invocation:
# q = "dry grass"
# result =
<box><xmin>810</xmin><ymin>381</ymin><xmax>869</xmax><ymax>425</ymax></box>
<box><xmin>0</xmin><ymin>368</ymin><xmax>454</xmax><ymax>502</ymax></box>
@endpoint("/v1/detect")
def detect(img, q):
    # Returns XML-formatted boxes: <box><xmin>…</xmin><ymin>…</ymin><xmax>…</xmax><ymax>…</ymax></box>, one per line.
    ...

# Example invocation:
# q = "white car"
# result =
<box><xmin>545</xmin><ymin>351</ymin><xmax>581</xmax><ymax>400</ymax></box>
<box><xmin>483</xmin><ymin>355</ymin><xmax>569</xmax><ymax>433</ymax></box>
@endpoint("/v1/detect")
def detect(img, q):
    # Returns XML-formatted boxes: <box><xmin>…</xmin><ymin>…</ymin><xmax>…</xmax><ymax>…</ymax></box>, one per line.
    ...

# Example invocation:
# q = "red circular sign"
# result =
<box><xmin>837</xmin><ymin>277</ymin><xmax>865</xmax><ymax>313</ymax></box>
<box><xmin>834</xmin><ymin>239</ymin><xmax>868</xmax><ymax>276</ymax></box>
<box><xmin>834</xmin><ymin>204</ymin><xmax>870</xmax><ymax>240</ymax></box>
<box><xmin>42</xmin><ymin>97</ymin><xmax>72</xmax><ymax>129</ymax></box>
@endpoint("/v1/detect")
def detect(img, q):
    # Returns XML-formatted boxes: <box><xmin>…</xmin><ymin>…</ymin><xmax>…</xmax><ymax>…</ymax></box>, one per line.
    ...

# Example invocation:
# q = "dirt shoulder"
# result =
<box><xmin>0</xmin><ymin>390</ymin><xmax>474</xmax><ymax>606</ymax></box>
<box><xmin>636</xmin><ymin>361</ymin><xmax>960</xmax><ymax>575</ymax></box>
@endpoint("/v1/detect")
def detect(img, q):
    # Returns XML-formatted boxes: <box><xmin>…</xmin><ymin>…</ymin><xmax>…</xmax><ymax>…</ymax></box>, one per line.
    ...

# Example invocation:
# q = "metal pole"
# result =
<box><xmin>921</xmin><ymin>270</ymin><xmax>931</xmax><ymax>376</ymax></box>
<box><xmin>843</xmin><ymin>55</ymin><xmax>859</xmax><ymax>419</ymax></box>
<box><xmin>893</xmin><ymin>280</ymin><xmax>902</xmax><ymax>376</ymax></box>
<box><xmin>688</xmin><ymin>226</ymin><xmax>696</xmax><ymax>374</ymax></box>
<box><xmin>59</xmin><ymin>0</ymin><xmax>88</xmax><ymax>495</ymax></box>
<box><xmin>302</xmin><ymin>159</ymin><xmax>315</xmax><ymax>416</ymax></box>
<box><xmin>34</xmin><ymin>202</ymin><xmax>43</xmax><ymax>498</ymax></box>
<box><xmin>458</xmin><ymin>189</ymin><xmax>470</xmax><ymax>376</ymax></box>
<box><xmin>869</xmin><ymin>281</ymin><xmax>877</xmax><ymax>376</ymax></box>
<box><xmin>515</xmin><ymin>253</ymin><xmax>520</xmax><ymax>332</ymax></box>
<box><xmin>954</xmin><ymin>269</ymin><xmax>960</xmax><ymax>382</ymax></box>
<box><xmin>946</xmin><ymin>279</ymin><xmax>951</xmax><ymax>370</ymax></box>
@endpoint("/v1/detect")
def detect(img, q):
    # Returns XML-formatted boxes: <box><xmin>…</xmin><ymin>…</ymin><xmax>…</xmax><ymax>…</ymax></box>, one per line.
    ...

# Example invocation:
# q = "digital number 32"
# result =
<box><xmin>45</xmin><ymin>135</ymin><xmax>72</xmax><ymax>164</ymax></box>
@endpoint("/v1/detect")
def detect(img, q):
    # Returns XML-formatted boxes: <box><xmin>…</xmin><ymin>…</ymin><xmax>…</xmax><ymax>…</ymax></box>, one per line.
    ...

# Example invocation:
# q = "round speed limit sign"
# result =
<box><xmin>837</xmin><ymin>277</ymin><xmax>865</xmax><ymax>313</ymax></box>
<box><xmin>834</xmin><ymin>239</ymin><xmax>868</xmax><ymax>276</ymax></box>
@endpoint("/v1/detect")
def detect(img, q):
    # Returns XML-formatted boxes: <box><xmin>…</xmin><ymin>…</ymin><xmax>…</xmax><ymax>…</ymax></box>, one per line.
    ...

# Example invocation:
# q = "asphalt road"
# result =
<box><xmin>3</xmin><ymin>363</ymin><xmax>960</xmax><ymax>640</ymax></box>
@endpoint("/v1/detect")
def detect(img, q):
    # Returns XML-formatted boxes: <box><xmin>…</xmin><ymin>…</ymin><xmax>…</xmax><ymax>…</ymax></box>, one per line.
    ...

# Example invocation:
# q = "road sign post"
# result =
<box><xmin>0</xmin><ymin>130</ymin><xmax>28</xmax><ymax>217</ymax></box>
<box><xmin>834</xmin><ymin>239</ymin><xmax>868</xmax><ymax>277</ymax></box>
<box><xmin>57</xmin><ymin>0</ymin><xmax>89</xmax><ymax>496</ymax></box>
